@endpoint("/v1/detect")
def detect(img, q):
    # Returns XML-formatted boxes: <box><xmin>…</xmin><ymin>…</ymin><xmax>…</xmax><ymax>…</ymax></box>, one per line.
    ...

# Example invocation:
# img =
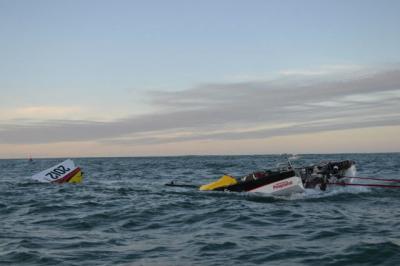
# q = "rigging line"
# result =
<box><xmin>343</xmin><ymin>176</ymin><xmax>400</xmax><ymax>183</ymax></box>
<box><xmin>329</xmin><ymin>182</ymin><xmax>400</xmax><ymax>188</ymax></box>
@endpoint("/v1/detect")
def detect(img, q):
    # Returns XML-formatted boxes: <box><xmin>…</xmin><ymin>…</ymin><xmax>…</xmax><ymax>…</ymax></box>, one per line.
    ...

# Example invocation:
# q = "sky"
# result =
<box><xmin>0</xmin><ymin>0</ymin><xmax>400</xmax><ymax>158</ymax></box>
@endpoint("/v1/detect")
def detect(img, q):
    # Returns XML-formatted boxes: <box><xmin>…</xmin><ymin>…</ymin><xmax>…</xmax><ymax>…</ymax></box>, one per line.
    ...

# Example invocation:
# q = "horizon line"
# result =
<box><xmin>1</xmin><ymin>151</ymin><xmax>399</xmax><ymax>160</ymax></box>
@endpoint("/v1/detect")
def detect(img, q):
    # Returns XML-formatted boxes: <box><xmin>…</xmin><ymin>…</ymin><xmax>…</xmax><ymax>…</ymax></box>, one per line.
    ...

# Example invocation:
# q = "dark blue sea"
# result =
<box><xmin>1</xmin><ymin>153</ymin><xmax>400</xmax><ymax>265</ymax></box>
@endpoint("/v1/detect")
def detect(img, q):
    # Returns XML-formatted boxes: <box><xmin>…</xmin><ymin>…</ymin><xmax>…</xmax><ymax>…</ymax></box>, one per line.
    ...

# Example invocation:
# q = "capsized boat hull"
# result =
<box><xmin>168</xmin><ymin>160</ymin><xmax>355</xmax><ymax>196</ymax></box>
<box><xmin>201</xmin><ymin>169</ymin><xmax>305</xmax><ymax>196</ymax></box>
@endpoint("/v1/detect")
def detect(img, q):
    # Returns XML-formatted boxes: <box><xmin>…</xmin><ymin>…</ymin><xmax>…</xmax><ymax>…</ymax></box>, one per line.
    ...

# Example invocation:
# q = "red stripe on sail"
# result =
<box><xmin>52</xmin><ymin>167</ymin><xmax>81</xmax><ymax>183</ymax></box>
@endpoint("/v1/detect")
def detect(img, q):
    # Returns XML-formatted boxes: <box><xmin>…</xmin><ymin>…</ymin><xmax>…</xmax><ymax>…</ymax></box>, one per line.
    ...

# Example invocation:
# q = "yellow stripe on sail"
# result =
<box><xmin>67</xmin><ymin>170</ymin><xmax>83</xmax><ymax>183</ymax></box>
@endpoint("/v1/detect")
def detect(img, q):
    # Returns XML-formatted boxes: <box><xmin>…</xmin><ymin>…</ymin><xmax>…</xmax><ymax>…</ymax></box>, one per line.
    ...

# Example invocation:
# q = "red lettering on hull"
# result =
<box><xmin>273</xmin><ymin>180</ymin><xmax>293</xmax><ymax>190</ymax></box>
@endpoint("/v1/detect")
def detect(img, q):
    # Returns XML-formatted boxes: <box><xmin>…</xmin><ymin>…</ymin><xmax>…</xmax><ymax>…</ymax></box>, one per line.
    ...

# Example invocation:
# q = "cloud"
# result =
<box><xmin>0</xmin><ymin>106</ymin><xmax>85</xmax><ymax>122</ymax></box>
<box><xmin>278</xmin><ymin>64</ymin><xmax>365</xmax><ymax>77</ymax></box>
<box><xmin>0</xmin><ymin>66</ymin><xmax>399</xmax><ymax>145</ymax></box>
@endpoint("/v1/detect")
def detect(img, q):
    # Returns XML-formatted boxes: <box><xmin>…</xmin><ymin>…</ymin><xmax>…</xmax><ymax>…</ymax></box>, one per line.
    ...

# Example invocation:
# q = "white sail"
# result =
<box><xmin>31</xmin><ymin>159</ymin><xmax>77</xmax><ymax>183</ymax></box>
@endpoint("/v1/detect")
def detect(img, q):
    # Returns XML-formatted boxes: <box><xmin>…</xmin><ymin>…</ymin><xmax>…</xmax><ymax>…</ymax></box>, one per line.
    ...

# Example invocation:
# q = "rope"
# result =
<box><xmin>343</xmin><ymin>176</ymin><xmax>400</xmax><ymax>183</ymax></box>
<box><xmin>329</xmin><ymin>182</ymin><xmax>400</xmax><ymax>189</ymax></box>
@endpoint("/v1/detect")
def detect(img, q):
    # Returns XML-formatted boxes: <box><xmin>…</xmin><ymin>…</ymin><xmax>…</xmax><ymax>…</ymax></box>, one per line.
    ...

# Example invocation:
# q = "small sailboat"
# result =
<box><xmin>31</xmin><ymin>159</ymin><xmax>83</xmax><ymax>183</ymax></box>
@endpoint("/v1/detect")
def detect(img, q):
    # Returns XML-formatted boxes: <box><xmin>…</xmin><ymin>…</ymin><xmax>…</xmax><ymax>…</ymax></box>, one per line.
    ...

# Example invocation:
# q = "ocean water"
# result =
<box><xmin>1</xmin><ymin>153</ymin><xmax>400</xmax><ymax>266</ymax></box>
